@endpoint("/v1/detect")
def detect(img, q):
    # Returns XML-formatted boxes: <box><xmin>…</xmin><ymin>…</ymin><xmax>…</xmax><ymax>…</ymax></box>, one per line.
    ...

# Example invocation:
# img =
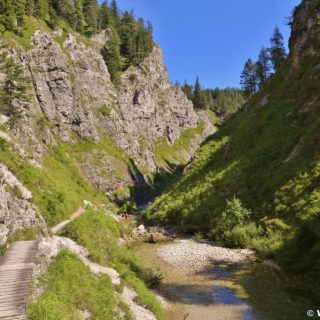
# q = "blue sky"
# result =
<box><xmin>108</xmin><ymin>0</ymin><xmax>301</xmax><ymax>88</ymax></box>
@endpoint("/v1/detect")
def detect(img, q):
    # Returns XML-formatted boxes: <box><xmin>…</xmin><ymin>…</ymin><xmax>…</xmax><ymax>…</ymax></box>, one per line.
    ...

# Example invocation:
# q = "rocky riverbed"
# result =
<box><xmin>156</xmin><ymin>239</ymin><xmax>253</xmax><ymax>274</ymax></box>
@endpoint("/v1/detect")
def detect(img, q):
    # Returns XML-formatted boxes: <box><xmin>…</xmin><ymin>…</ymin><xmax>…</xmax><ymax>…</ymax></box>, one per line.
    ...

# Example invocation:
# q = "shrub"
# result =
<box><xmin>219</xmin><ymin>197</ymin><xmax>252</xmax><ymax>231</ymax></box>
<box><xmin>138</xmin><ymin>267</ymin><xmax>163</xmax><ymax>289</ymax></box>
<box><xmin>192</xmin><ymin>231</ymin><xmax>204</xmax><ymax>241</ymax></box>
<box><xmin>222</xmin><ymin>223</ymin><xmax>261</xmax><ymax>248</ymax></box>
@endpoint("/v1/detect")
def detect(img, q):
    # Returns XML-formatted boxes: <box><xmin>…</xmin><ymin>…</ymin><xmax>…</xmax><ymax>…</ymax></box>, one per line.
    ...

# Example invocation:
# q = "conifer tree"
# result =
<box><xmin>83</xmin><ymin>0</ymin><xmax>100</xmax><ymax>36</ymax></box>
<box><xmin>256</xmin><ymin>46</ymin><xmax>271</xmax><ymax>87</ymax></box>
<box><xmin>240</xmin><ymin>59</ymin><xmax>258</xmax><ymax>98</ymax></box>
<box><xmin>193</xmin><ymin>77</ymin><xmax>207</xmax><ymax>109</ymax></box>
<box><xmin>270</xmin><ymin>27</ymin><xmax>287</xmax><ymax>71</ymax></box>
<box><xmin>146</xmin><ymin>21</ymin><xmax>153</xmax><ymax>36</ymax></box>
<box><xmin>25</xmin><ymin>0</ymin><xmax>34</xmax><ymax>16</ymax></box>
<box><xmin>0</xmin><ymin>0</ymin><xmax>16</xmax><ymax>31</ymax></box>
<box><xmin>99</xmin><ymin>0</ymin><xmax>110</xmax><ymax>30</ymax></box>
<box><xmin>0</xmin><ymin>48</ymin><xmax>31</xmax><ymax>117</ymax></box>
<box><xmin>109</xmin><ymin>0</ymin><xmax>120</xmax><ymax>27</ymax></box>
<box><xmin>73</xmin><ymin>0</ymin><xmax>85</xmax><ymax>34</ymax></box>
<box><xmin>101</xmin><ymin>28</ymin><xmax>122</xmax><ymax>85</ymax></box>
<box><xmin>14</xmin><ymin>0</ymin><xmax>26</xmax><ymax>28</ymax></box>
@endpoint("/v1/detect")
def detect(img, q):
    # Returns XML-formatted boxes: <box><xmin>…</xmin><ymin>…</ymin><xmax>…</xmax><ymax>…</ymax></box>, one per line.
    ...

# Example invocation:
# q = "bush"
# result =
<box><xmin>222</xmin><ymin>223</ymin><xmax>261</xmax><ymax>248</ymax></box>
<box><xmin>219</xmin><ymin>197</ymin><xmax>252</xmax><ymax>231</ymax></box>
<box><xmin>192</xmin><ymin>231</ymin><xmax>204</xmax><ymax>241</ymax></box>
<box><xmin>138</xmin><ymin>267</ymin><xmax>163</xmax><ymax>289</ymax></box>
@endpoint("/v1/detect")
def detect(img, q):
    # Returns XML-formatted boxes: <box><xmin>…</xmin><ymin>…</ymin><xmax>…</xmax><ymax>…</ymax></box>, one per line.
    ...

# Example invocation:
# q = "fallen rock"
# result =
<box><xmin>149</xmin><ymin>233</ymin><xmax>157</xmax><ymax>243</ymax></box>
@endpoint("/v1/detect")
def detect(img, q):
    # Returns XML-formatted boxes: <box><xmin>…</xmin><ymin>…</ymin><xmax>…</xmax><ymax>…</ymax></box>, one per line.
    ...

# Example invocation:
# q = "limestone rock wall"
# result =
<box><xmin>0</xmin><ymin>163</ymin><xmax>45</xmax><ymax>245</ymax></box>
<box><xmin>3</xmin><ymin>29</ymin><xmax>215</xmax><ymax>191</ymax></box>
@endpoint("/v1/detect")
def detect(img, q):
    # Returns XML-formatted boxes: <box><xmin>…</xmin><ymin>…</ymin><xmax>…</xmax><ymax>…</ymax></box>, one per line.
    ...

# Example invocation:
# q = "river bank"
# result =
<box><xmin>132</xmin><ymin>238</ymin><xmax>313</xmax><ymax>320</ymax></box>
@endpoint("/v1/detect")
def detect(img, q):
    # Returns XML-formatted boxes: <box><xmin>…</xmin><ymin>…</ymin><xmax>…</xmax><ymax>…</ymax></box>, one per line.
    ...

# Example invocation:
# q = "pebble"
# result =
<box><xmin>156</xmin><ymin>239</ymin><xmax>253</xmax><ymax>274</ymax></box>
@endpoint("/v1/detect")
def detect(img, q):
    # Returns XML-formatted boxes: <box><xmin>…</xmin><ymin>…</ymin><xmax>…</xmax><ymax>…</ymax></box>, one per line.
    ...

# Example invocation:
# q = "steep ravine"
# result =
<box><xmin>0</xmin><ymin>19</ymin><xmax>216</xmax><ymax>320</ymax></box>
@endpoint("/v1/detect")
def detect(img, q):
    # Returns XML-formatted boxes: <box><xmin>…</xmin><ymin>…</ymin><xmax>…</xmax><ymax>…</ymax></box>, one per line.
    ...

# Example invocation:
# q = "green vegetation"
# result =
<box><xmin>234</xmin><ymin>263</ymin><xmax>315</xmax><ymax>320</ymax></box>
<box><xmin>28</xmin><ymin>250</ymin><xmax>124</xmax><ymax>320</ymax></box>
<box><xmin>144</xmin><ymin>2</ymin><xmax>320</xmax><ymax>301</ymax></box>
<box><xmin>98</xmin><ymin>104</ymin><xmax>112</xmax><ymax>119</ymax></box>
<box><xmin>213</xmin><ymin>197</ymin><xmax>261</xmax><ymax>248</ymax></box>
<box><xmin>59</xmin><ymin>138</ymin><xmax>134</xmax><ymax>185</ymax></box>
<box><xmin>181</xmin><ymin>79</ymin><xmax>245</xmax><ymax>116</ymax></box>
<box><xmin>0</xmin><ymin>46</ymin><xmax>31</xmax><ymax>117</ymax></box>
<box><xmin>154</xmin><ymin>122</ymin><xmax>204</xmax><ymax>171</ymax></box>
<box><xmin>0</xmin><ymin>138</ymin><xmax>107</xmax><ymax>226</ymax></box>
<box><xmin>0</xmin><ymin>226</ymin><xmax>40</xmax><ymax>256</ymax></box>
<box><xmin>2</xmin><ymin>16</ymin><xmax>51</xmax><ymax>50</ymax></box>
<box><xmin>240</xmin><ymin>27</ymin><xmax>287</xmax><ymax>97</ymax></box>
<box><xmin>0</xmin><ymin>0</ymin><xmax>154</xmax><ymax>85</ymax></box>
<box><xmin>61</xmin><ymin>209</ymin><xmax>164</xmax><ymax>319</ymax></box>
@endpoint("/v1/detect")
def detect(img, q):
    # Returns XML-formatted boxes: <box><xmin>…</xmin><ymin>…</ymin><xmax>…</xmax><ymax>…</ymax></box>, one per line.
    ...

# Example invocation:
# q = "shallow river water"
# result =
<box><xmin>132</xmin><ymin>239</ymin><xmax>313</xmax><ymax>320</ymax></box>
<box><xmin>133</xmin><ymin>240</ymin><xmax>255</xmax><ymax>320</ymax></box>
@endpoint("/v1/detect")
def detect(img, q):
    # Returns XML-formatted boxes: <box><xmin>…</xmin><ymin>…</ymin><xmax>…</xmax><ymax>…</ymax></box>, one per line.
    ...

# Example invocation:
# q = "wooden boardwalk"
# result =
<box><xmin>0</xmin><ymin>241</ymin><xmax>38</xmax><ymax>319</ymax></box>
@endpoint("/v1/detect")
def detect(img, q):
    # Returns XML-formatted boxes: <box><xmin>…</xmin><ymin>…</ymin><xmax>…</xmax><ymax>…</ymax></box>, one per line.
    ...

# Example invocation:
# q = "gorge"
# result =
<box><xmin>0</xmin><ymin>0</ymin><xmax>319</xmax><ymax>319</ymax></box>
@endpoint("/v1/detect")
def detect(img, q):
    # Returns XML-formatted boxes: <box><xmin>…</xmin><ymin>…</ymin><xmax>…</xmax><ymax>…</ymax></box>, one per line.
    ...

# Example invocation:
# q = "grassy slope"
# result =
<box><xmin>61</xmin><ymin>209</ymin><xmax>164</xmax><ymax>320</ymax></box>
<box><xmin>0</xmin><ymin>138</ymin><xmax>108</xmax><ymax>226</ymax></box>
<box><xmin>144</xmin><ymin>3</ymin><xmax>320</xmax><ymax>301</ymax></box>
<box><xmin>154</xmin><ymin>122</ymin><xmax>204</xmax><ymax>170</ymax></box>
<box><xmin>28</xmin><ymin>250</ymin><xmax>126</xmax><ymax>320</ymax></box>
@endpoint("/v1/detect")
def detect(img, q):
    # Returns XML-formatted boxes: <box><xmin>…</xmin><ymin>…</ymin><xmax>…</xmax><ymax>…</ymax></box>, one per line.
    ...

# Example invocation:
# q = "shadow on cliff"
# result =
<box><xmin>128</xmin><ymin>158</ymin><xmax>185</xmax><ymax>206</ymax></box>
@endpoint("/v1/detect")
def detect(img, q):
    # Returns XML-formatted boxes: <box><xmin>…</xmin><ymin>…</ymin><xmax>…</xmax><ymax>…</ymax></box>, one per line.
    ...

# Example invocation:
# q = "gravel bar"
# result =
<box><xmin>156</xmin><ymin>239</ymin><xmax>253</xmax><ymax>274</ymax></box>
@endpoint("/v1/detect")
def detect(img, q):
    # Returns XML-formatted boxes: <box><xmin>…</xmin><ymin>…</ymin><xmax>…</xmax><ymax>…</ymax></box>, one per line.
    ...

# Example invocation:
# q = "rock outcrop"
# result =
<box><xmin>109</xmin><ymin>45</ymin><xmax>209</xmax><ymax>171</ymax></box>
<box><xmin>0</xmin><ymin>163</ymin><xmax>45</xmax><ymax>245</ymax></box>
<box><xmin>289</xmin><ymin>0</ymin><xmax>320</xmax><ymax>67</ymax></box>
<box><xmin>2</xmin><ymin>29</ymin><xmax>215</xmax><ymax>193</ymax></box>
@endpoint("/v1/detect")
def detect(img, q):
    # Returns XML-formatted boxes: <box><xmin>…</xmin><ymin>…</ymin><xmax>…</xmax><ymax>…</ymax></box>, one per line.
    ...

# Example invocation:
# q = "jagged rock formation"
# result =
<box><xmin>0</xmin><ymin>163</ymin><xmax>45</xmax><ymax>245</ymax></box>
<box><xmin>3</xmin><ymin>29</ymin><xmax>214</xmax><ymax>193</ymax></box>
<box><xmin>289</xmin><ymin>0</ymin><xmax>320</xmax><ymax>67</ymax></box>
<box><xmin>110</xmin><ymin>45</ymin><xmax>212</xmax><ymax>171</ymax></box>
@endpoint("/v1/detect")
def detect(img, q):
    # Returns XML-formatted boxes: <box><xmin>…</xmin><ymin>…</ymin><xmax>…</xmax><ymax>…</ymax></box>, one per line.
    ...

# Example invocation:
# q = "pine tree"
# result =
<box><xmin>73</xmin><ymin>0</ymin><xmax>85</xmax><ymax>34</ymax></box>
<box><xmin>101</xmin><ymin>28</ymin><xmax>122</xmax><ymax>85</ymax></box>
<box><xmin>193</xmin><ymin>77</ymin><xmax>207</xmax><ymax>109</ymax></box>
<box><xmin>25</xmin><ymin>0</ymin><xmax>34</xmax><ymax>16</ymax></box>
<box><xmin>99</xmin><ymin>0</ymin><xmax>110</xmax><ymax>30</ymax></box>
<box><xmin>34</xmin><ymin>0</ymin><xmax>49</xmax><ymax>19</ymax></box>
<box><xmin>270</xmin><ymin>27</ymin><xmax>287</xmax><ymax>71</ymax></box>
<box><xmin>14</xmin><ymin>0</ymin><xmax>26</xmax><ymax>28</ymax></box>
<box><xmin>240</xmin><ymin>59</ymin><xmax>258</xmax><ymax>99</ymax></box>
<box><xmin>109</xmin><ymin>0</ymin><xmax>119</xmax><ymax>27</ymax></box>
<box><xmin>146</xmin><ymin>21</ymin><xmax>153</xmax><ymax>36</ymax></box>
<box><xmin>51</xmin><ymin>0</ymin><xmax>76</xmax><ymax>27</ymax></box>
<box><xmin>0</xmin><ymin>48</ymin><xmax>31</xmax><ymax>117</ymax></box>
<box><xmin>83</xmin><ymin>0</ymin><xmax>100</xmax><ymax>36</ymax></box>
<box><xmin>0</xmin><ymin>0</ymin><xmax>16</xmax><ymax>31</ymax></box>
<box><xmin>256</xmin><ymin>46</ymin><xmax>271</xmax><ymax>87</ymax></box>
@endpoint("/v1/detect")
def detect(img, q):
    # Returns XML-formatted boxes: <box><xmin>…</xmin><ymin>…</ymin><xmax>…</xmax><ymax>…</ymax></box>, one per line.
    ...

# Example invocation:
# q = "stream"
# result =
<box><xmin>133</xmin><ymin>240</ymin><xmax>254</xmax><ymax>320</ymax></box>
<box><xmin>132</xmin><ymin>238</ymin><xmax>312</xmax><ymax>320</ymax></box>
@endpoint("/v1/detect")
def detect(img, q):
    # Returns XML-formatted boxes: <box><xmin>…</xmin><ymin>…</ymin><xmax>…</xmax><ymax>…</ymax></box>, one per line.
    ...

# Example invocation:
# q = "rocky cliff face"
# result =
<box><xmin>2</xmin><ymin>29</ymin><xmax>214</xmax><ymax>192</ymax></box>
<box><xmin>0</xmin><ymin>163</ymin><xmax>45</xmax><ymax>245</ymax></box>
<box><xmin>110</xmin><ymin>45</ymin><xmax>214</xmax><ymax>171</ymax></box>
<box><xmin>289</xmin><ymin>0</ymin><xmax>320</xmax><ymax>67</ymax></box>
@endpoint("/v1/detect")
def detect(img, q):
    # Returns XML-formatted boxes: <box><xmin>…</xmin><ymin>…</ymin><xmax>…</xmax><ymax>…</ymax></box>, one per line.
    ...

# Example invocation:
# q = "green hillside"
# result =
<box><xmin>144</xmin><ymin>1</ymin><xmax>320</xmax><ymax>301</ymax></box>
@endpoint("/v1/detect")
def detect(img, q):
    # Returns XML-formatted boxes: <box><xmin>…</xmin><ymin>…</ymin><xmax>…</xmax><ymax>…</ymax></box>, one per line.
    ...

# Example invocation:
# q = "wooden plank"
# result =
<box><xmin>0</xmin><ymin>309</ymin><xmax>25</xmax><ymax>318</ymax></box>
<box><xmin>0</xmin><ymin>241</ymin><xmax>38</xmax><ymax>319</ymax></box>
